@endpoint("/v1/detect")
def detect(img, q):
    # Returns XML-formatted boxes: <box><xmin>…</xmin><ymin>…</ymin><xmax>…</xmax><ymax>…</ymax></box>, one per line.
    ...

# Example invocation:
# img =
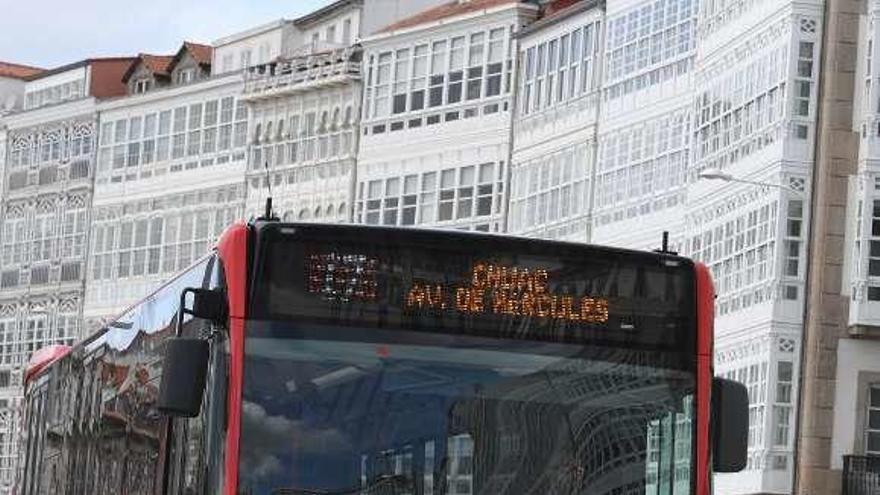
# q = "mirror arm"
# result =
<box><xmin>176</xmin><ymin>288</ymin><xmax>198</xmax><ymax>338</ymax></box>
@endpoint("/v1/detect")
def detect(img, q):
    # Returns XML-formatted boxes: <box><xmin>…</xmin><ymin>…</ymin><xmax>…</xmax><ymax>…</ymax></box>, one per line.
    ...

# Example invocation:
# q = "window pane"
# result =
<box><xmin>778</xmin><ymin>362</ymin><xmax>792</xmax><ymax>382</ymax></box>
<box><xmin>393</xmin><ymin>94</ymin><xmax>407</xmax><ymax>114</ymax></box>
<box><xmin>411</xmin><ymin>90</ymin><xmax>425</xmax><ymax>111</ymax></box>
<box><xmin>868</xmin><ymin>431</ymin><xmax>880</xmax><ymax>453</ymax></box>
<box><xmin>441</xmin><ymin>169</ymin><xmax>455</xmax><ymax>188</ymax></box>
<box><xmin>469</xmin><ymin>32</ymin><xmax>485</xmax><ymax>66</ymax></box>
<box><xmin>870</xmin><ymin>260</ymin><xmax>880</xmax><ymax>276</ymax></box>
<box><xmin>869</xmin><ymin>410</ymin><xmax>880</xmax><ymax>429</ymax></box>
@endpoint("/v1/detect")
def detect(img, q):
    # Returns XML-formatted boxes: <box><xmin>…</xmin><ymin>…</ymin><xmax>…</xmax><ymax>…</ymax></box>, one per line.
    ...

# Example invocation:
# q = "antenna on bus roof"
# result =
<box><xmin>655</xmin><ymin>231</ymin><xmax>678</xmax><ymax>255</ymax></box>
<box><xmin>259</xmin><ymin>160</ymin><xmax>279</xmax><ymax>221</ymax></box>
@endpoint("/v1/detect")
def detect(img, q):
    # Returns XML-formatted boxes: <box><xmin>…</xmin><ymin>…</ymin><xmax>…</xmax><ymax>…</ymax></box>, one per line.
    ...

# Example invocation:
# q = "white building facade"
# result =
<box><xmin>84</xmin><ymin>74</ymin><xmax>249</xmax><ymax>324</ymax></box>
<box><xmin>212</xmin><ymin>20</ymin><xmax>299</xmax><ymax>75</ymax></box>
<box><xmin>509</xmin><ymin>0</ymin><xmax>697</xmax><ymax>253</ymax></box>
<box><xmin>684</xmin><ymin>1</ymin><xmax>823</xmax><ymax>492</ymax></box>
<box><xmin>590</xmin><ymin>0</ymin><xmax>697</xmax><ymax>251</ymax></box>
<box><xmin>240</xmin><ymin>1</ymin><xmax>364</xmax><ymax>222</ymax></box>
<box><xmin>356</xmin><ymin>0</ymin><xmax>538</xmax><ymax>232</ymax></box>
<box><xmin>0</xmin><ymin>58</ymin><xmax>130</xmax><ymax>491</ymax></box>
<box><xmin>508</xmin><ymin>2</ymin><xmax>602</xmax><ymax>243</ymax></box>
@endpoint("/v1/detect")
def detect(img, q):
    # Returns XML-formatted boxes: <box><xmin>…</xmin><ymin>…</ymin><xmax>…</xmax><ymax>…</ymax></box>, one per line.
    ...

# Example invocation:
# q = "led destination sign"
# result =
<box><xmin>406</xmin><ymin>262</ymin><xmax>609</xmax><ymax>323</ymax></box>
<box><xmin>256</xmin><ymin>225</ymin><xmax>695</xmax><ymax>351</ymax></box>
<box><xmin>305</xmin><ymin>254</ymin><xmax>608</xmax><ymax>323</ymax></box>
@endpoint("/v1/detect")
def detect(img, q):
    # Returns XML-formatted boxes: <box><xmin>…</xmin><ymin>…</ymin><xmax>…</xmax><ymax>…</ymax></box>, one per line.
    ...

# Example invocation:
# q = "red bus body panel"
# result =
<box><xmin>218</xmin><ymin>223</ymin><xmax>248</xmax><ymax>320</ymax></box>
<box><xmin>217</xmin><ymin>223</ymin><xmax>248</xmax><ymax>495</ymax></box>
<box><xmin>695</xmin><ymin>262</ymin><xmax>715</xmax><ymax>495</ymax></box>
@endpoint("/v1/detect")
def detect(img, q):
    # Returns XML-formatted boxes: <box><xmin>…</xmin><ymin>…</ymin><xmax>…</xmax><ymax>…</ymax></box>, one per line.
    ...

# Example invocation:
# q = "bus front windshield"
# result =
<box><xmin>241</xmin><ymin>225</ymin><xmax>699</xmax><ymax>494</ymax></box>
<box><xmin>238</xmin><ymin>322</ymin><xmax>695</xmax><ymax>495</ymax></box>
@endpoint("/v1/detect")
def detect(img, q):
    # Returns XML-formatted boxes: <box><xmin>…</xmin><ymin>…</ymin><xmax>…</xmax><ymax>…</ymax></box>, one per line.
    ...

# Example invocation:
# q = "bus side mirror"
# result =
<box><xmin>711</xmin><ymin>377</ymin><xmax>749</xmax><ymax>472</ymax></box>
<box><xmin>188</xmin><ymin>288</ymin><xmax>226</xmax><ymax>324</ymax></box>
<box><xmin>157</xmin><ymin>338</ymin><xmax>209</xmax><ymax>417</ymax></box>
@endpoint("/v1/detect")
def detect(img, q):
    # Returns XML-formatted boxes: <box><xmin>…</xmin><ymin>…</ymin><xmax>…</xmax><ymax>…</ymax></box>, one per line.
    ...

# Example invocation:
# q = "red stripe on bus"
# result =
<box><xmin>225</xmin><ymin>317</ymin><xmax>245</xmax><ymax>495</ymax></box>
<box><xmin>218</xmin><ymin>223</ymin><xmax>248</xmax><ymax>319</ymax></box>
<box><xmin>217</xmin><ymin>223</ymin><xmax>248</xmax><ymax>495</ymax></box>
<box><xmin>695</xmin><ymin>262</ymin><xmax>714</xmax><ymax>495</ymax></box>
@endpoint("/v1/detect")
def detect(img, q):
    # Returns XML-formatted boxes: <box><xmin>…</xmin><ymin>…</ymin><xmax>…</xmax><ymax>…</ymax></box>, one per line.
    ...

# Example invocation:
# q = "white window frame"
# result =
<box><xmin>867</xmin><ymin>384</ymin><xmax>880</xmax><ymax>455</ymax></box>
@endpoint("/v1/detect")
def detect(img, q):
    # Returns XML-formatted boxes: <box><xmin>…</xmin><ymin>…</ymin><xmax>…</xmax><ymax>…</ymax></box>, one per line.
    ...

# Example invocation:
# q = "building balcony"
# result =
<box><xmin>843</xmin><ymin>455</ymin><xmax>880</xmax><ymax>495</ymax></box>
<box><xmin>286</xmin><ymin>40</ymin><xmax>349</xmax><ymax>57</ymax></box>
<box><xmin>241</xmin><ymin>47</ymin><xmax>361</xmax><ymax>101</ymax></box>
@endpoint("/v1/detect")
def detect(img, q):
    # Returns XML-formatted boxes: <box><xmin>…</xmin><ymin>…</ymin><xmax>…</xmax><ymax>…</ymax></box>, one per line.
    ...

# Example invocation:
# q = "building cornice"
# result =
<box><xmin>212</xmin><ymin>18</ymin><xmax>291</xmax><ymax>47</ymax></box>
<box><xmin>92</xmin><ymin>168</ymin><xmax>245</xmax><ymax>206</ymax></box>
<box><xmin>25</xmin><ymin>57</ymin><xmax>133</xmax><ymax>82</ymax></box>
<box><xmin>4</xmin><ymin>98</ymin><xmax>97</xmax><ymax>129</ymax></box>
<box><xmin>293</xmin><ymin>0</ymin><xmax>362</xmax><ymax>28</ymax></box>
<box><xmin>362</xmin><ymin>2</ymin><xmax>538</xmax><ymax>44</ymax></box>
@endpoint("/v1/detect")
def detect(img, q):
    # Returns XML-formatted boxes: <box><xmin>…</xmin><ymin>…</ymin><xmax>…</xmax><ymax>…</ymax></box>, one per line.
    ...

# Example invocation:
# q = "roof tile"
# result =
<box><xmin>140</xmin><ymin>54</ymin><xmax>174</xmax><ymax>75</ymax></box>
<box><xmin>0</xmin><ymin>61</ymin><xmax>44</xmax><ymax>80</ymax></box>
<box><xmin>379</xmin><ymin>0</ymin><xmax>518</xmax><ymax>33</ymax></box>
<box><xmin>122</xmin><ymin>53</ymin><xmax>174</xmax><ymax>83</ymax></box>
<box><xmin>183</xmin><ymin>42</ymin><xmax>213</xmax><ymax>66</ymax></box>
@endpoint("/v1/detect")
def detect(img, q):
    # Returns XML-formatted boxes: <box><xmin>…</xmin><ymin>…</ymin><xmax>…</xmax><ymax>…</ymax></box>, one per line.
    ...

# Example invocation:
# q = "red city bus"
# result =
<box><xmin>16</xmin><ymin>221</ymin><xmax>747</xmax><ymax>495</ymax></box>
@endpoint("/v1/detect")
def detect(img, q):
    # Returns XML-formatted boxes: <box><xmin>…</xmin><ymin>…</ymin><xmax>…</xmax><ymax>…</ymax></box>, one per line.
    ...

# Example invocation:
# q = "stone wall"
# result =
<box><xmin>795</xmin><ymin>0</ymin><xmax>862</xmax><ymax>493</ymax></box>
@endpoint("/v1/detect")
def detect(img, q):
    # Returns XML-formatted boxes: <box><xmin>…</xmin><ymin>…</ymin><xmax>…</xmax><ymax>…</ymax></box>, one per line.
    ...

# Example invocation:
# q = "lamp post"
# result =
<box><xmin>699</xmin><ymin>166</ymin><xmax>810</xmax><ymax>492</ymax></box>
<box><xmin>698</xmin><ymin>167</ymin><xmax>803</xmax><ymax>194</ymax></box>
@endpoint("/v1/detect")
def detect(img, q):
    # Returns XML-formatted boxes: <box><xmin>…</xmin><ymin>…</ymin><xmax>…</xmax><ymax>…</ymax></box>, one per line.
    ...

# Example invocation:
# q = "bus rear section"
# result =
<box><xmin>16</xmin><ymin>222</ymin><xmax>746</xmax><ymax>495</ymax></box>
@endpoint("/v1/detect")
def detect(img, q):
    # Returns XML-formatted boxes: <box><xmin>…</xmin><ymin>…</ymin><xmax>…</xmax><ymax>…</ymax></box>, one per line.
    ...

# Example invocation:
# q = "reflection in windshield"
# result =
<box><xmin>239</xmin><ymin>324</ymin><xmax>694</xmax><ymax>495</ymax></box>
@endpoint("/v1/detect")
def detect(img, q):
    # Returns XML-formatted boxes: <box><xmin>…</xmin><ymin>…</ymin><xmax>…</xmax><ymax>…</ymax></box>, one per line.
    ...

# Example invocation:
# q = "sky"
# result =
<box><xmin>0</xmin><ymin>0</ymin><xmax>334</xmax><ymax>69</ymax></box>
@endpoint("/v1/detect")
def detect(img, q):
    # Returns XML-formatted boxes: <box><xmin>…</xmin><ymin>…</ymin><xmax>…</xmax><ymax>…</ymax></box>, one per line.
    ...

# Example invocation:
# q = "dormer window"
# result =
<box><xmin>134</xmin><ymin>79</ymin><xmax>152</xmax><ymax>94</ymax></box>
<box><xmin>176</xmin><ymin>69</ymin><xmax>195</xmax><ymax>85</ymax></box>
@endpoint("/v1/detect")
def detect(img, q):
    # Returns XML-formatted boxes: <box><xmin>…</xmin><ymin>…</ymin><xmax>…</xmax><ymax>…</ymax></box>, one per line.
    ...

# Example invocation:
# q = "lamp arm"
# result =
<box><xmin>726</xmin><ymin>177</ymin><xmax>800</xmax><ymax>194</ymax></box>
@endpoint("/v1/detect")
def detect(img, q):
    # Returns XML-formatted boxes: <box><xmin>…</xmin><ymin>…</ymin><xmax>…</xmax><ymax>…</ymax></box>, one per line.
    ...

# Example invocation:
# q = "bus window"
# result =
<box><xmin>16</xmin><ymin>254</ymin><xmax>219</xmax><ymax>495</ymax></box>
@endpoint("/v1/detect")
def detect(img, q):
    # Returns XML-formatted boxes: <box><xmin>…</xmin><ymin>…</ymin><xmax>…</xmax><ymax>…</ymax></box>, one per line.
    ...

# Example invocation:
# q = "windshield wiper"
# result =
<box><xmin>272</xmin><ymin>474</ymin><xmax>412</xmax><ymax>495</ymax></box>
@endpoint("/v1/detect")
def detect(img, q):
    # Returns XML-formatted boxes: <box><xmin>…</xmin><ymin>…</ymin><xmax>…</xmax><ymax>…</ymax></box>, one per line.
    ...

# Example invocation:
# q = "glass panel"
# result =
<box><xmin>869</xmin><ymin>410</ymin><xmax>880</xmax><ymax>429</ymax></box>
<box><xmin>778</xmin><ymin>362</ymin><xmax>792</xmax><ymax>382</ymax></box>
<box><xmin>239</xmin><ymin>322</ymin><xmax>695</xmax><ymax>495</ymax></box>
<box><xmin>868</xmin><ymin>431</ymin><xmax>880</xmax><ymax>453</ymax></box>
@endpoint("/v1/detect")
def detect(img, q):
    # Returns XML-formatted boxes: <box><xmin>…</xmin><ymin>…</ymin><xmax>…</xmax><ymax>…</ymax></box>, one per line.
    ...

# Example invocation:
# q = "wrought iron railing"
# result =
<box><xmin>843</xmin><ymin>455</ymin><xmax>880</xmax><ymax>495</ymax></box>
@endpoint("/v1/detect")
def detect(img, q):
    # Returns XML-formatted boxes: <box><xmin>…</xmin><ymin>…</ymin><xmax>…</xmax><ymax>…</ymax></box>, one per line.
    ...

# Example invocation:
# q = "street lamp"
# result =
<box><xmin>697</xmin><ymin>168</ymin><xmax>734</xmax><ymax>181</ymax></box>
<box><xmin>701</xmin><ymin>165</ymin><xmax>810</xmax><ymax>489</ymax></box>
<box><xmin>698</xmin><ymin>167</ymin><xmax>802</xmax><ymax>194</ymax></box>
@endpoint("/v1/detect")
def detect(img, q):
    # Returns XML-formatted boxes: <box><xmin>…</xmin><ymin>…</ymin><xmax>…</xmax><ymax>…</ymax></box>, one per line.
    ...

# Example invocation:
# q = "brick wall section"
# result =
<box><xmin>88</xmin><ymin>58</ymin><xmax>137</xmax><ymax>98</ymax></box>
<box><xmin>795</xmin><ymin>0</ymin><xmax>861</xmax><ymax>493</ymax></box>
